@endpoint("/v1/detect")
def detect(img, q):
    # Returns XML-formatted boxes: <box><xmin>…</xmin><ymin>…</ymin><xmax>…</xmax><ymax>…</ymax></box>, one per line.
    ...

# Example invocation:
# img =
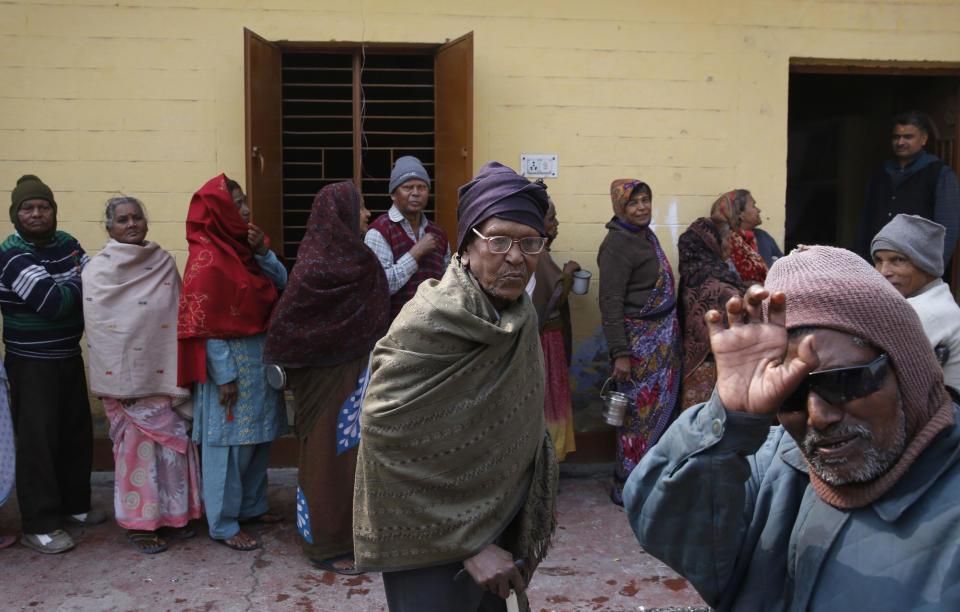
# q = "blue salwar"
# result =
<box><xmin>192</xmin><ymin>251</ymin><xmax>288</xmax><ymax>540</ymax></box>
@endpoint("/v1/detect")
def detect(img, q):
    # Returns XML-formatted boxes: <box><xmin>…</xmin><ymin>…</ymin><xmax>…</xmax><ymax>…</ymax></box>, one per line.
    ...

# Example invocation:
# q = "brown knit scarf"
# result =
<box><xmin>765</xmin><ymin>245</ymin><xmax>955</xmax><ymax>509</ymax></box>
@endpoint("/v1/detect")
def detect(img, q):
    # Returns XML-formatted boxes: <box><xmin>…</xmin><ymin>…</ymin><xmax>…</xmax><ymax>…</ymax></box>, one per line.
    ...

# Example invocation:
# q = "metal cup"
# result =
<box><xmin>571</xmin><ymin>269</ymin><xmax>592</xmax><ymax>294</ymax></box>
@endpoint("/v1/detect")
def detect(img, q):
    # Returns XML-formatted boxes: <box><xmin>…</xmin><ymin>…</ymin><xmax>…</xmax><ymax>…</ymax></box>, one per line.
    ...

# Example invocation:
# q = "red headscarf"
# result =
<box><xmin>263</xmin><ymin>182</ymin><xmax>389</xmax><ymax>368</ymax></box>
<box><xmin>177</xmin><ymin>174</ymin><xmax>278</xmax><ymax>387</ymax></box>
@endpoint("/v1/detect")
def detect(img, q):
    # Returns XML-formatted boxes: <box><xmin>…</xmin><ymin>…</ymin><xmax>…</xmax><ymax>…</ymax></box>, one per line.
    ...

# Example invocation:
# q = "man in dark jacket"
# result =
<box><xmin>856</xmin><ymin>110</ymin><xmax>960</xmax><ymax>266</ymax></box>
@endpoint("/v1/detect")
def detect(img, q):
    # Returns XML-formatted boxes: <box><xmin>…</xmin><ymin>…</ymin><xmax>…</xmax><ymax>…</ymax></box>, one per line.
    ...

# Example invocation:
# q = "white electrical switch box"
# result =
<box><xmin>520</xmin><ymin>154</ymin><xmax>558</xmax><ymax>178</ymax></box>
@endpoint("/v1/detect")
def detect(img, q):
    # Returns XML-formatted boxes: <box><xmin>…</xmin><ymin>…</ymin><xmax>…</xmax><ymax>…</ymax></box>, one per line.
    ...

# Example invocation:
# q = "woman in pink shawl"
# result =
<box><xmin>81</xmin><ymin>197</ymin><xmax>203</xmax><ymax>554</ymax></box>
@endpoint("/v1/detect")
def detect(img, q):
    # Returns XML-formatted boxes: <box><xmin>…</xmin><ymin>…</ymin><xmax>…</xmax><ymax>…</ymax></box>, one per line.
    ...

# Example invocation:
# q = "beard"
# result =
<box><xmin>800</xmin><ymin>409</ymin><xmax>906</xmax><ymax>486</ymax></box>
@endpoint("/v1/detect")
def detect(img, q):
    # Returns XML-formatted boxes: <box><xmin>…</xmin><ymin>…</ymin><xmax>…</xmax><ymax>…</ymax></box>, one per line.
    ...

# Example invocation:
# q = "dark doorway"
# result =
<box><xmin>786</xmin><ymin>66</ymin><xmax>960</xmax><ymax>279</ymax></box>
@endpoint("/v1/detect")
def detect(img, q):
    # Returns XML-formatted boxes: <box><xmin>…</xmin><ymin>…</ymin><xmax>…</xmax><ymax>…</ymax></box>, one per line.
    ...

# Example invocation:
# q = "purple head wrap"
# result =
<box><xmin>456</xmin><ymin>161</ymin><xmax>549</xmax><ymax>252</ymax></box>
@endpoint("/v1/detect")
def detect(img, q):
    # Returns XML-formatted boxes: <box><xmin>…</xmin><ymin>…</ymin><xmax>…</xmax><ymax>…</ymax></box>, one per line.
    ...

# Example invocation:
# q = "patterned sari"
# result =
<box><xmin>611</xmin><ymin>229</ymin><xmax>681</xmax><ymax>504</ymax></box>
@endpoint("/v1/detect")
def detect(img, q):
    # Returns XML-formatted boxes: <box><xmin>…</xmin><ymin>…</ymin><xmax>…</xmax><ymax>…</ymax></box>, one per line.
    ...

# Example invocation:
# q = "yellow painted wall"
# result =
<box><xmin>2</xmin><ymin>0</ymin><xmax>960</xmax><ymax>412</ymax></box>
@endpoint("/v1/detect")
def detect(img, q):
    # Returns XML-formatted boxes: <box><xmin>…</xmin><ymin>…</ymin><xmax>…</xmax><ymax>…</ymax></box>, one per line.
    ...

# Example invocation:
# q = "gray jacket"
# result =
<box><xmin>623</xmin><ymin>392</ymin><xmax>960</xmax><ymax>611</ymax></box>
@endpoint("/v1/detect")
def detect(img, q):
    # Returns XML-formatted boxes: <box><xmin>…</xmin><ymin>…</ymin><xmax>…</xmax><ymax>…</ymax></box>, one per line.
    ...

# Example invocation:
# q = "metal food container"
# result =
<box><xmin>265</xmin><ymin>364</ymin><xmax>286</xmax><ymax>390</ymax></box>
<box><xmin>600</xmin><ymin>377</ymin><xmax>631</xmax><ymax>427</ymax></box>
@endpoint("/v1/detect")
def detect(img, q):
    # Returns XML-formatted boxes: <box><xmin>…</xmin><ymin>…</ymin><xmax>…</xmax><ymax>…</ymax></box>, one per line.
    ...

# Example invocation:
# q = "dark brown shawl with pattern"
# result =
<box><xmin>678</xmin><ymin>217</ymin><xmax>746</xmax><ymax>379</ymax></box>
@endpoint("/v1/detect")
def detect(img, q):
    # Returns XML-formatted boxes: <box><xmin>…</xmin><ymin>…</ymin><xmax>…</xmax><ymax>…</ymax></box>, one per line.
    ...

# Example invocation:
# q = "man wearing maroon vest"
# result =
<box><xmin>365</xmin><ymin>156</ymin><xmax>451</xmax><ymax>319</ymax></box>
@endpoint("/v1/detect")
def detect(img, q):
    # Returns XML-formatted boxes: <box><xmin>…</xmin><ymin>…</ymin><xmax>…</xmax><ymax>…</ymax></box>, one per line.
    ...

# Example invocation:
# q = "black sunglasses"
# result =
<box><xmin>780</xmin><ymin>354</ymin><xmax>889</xmax><ymax>413</ymax></box>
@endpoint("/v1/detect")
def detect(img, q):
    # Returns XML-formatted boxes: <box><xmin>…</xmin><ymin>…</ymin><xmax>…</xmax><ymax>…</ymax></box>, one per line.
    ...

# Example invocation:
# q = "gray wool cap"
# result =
<box><xmin>871</xmin><ymin>213</ymin><xmax>945</xmax><ymax>277</ymax></box>
<box><xmin>388</xmin><ymin>156</ymin><xmax>431</xmax><ymax>194</ymax></box>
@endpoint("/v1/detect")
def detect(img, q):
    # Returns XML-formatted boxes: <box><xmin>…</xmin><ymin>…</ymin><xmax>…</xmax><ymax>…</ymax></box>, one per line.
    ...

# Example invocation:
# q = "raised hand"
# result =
<box><xmin>247</xmin><ymin>223</ymin><xmax>268</xmax><ymax>255</ymax></box>
<box><xmin>409</xmin><ymin>233</ymin><xmax>440</xmax><ymax>261</ymax></box>
<box><xmin>706</xmin><ymin>285</ymin><xmax>819</xmax><ymax>415</ymax></box>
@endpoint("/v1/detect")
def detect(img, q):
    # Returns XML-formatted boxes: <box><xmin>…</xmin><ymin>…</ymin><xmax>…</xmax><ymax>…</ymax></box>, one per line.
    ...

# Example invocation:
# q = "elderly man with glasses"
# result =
<box><xmin>623</xmin><ymin>245</ymin><xmax>960</xmax><ymax>611</ymax></box>
<box><xmin>354</xmin><ymin>161</ymin><xmax>558</xmax><ymax>612</ymax></box>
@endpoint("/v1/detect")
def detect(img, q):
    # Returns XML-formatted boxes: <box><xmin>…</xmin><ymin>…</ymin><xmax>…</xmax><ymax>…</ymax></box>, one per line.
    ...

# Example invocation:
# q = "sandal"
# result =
<box><xmin>239</xmin><ymin>510</ymin><xmax>283</xmax><ymax>524</ymax></box>
<box><xmin>125</xmin><ymin>530</ymin><xmax>169</xmax><ymax>554</ymax></box>
<box><xmin>212</xmin><ymin>529</ymin><xmax>259</xmax><ymax>551</ymax></box>
<box><xmin>159</xmin><ymin>525</ymin><xmax>196</xmax><ymax>540</ymax></box>
<box><xmin>309</xmin><ymin>553</ymin><xmax>364</xmax><ymax>575</ymax></box>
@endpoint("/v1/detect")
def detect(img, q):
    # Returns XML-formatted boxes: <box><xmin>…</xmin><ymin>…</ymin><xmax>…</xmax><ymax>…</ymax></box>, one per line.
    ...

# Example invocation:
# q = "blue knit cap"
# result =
<box><xmin>389</xmin><ymin>156</ymin><xmax>431</xmax><ymax>194</ymax></box>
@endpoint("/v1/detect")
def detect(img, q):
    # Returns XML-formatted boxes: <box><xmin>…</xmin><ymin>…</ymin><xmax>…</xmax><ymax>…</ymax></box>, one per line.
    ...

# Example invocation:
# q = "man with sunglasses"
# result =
<box><xmin>365</xmin><ymin>155</ymin><xmax>451</xmax><ymax>320</ymax></box>
<box><xmin>623</xmin><ymin>245</ymin><xmax>960</xmax><ymax>610</ymax></box>
<box><xmin>354</xmin><ymin>162</ymin><xmax>558</xmax><ymax>611</ymax></box>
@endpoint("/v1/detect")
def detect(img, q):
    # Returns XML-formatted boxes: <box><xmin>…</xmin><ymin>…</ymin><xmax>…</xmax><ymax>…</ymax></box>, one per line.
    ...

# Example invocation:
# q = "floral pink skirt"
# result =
<box><xmin>104</xmin><ymin>396</ymin><xmax>203</xmax><ymax>531</ymax></box>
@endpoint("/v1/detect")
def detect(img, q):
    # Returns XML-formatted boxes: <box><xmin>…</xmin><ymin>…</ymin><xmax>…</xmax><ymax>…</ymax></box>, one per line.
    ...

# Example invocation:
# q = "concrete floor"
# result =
<box><xmin>0</xmin><ymin>467</ymin><xmax>707</xmax><ymax>612</ymax></box>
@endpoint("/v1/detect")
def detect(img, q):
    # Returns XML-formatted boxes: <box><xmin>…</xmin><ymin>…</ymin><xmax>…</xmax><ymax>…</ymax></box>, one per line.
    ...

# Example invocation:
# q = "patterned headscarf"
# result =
<box><xmin>710</xmin><ymin>190</ymin><xmax>744</xmax><ymax>229</ymax></box>
<box><xmin>263</xmin><ymin>182</ymin><xmax>389</xmax><ymax>368</ymax></box>
<box><xmin>177</xmin><ymin>174</ymin><xmax>278</xmax><ymax>387</ymax></box>
<box><xmin>711</xmin><ymin>189</ymin><xmax>767</xmax><ymax>284</ymax></box>
<box><xmin>609</xmin><ymin>179</ymin><xmax>650</xmax><ymax>219</ymax></box>
<box><xmin>766</xmin><ymin>245</ymin><xmax>954</xmax><ymax>509</ymax></box>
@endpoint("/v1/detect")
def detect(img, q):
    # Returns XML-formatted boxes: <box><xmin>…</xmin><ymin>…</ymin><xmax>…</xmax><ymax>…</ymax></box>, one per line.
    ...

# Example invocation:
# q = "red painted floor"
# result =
<box><xmin>0</xmin><ymin>468</ymin><xmax>707</xmax><ymax>611</ymax></box>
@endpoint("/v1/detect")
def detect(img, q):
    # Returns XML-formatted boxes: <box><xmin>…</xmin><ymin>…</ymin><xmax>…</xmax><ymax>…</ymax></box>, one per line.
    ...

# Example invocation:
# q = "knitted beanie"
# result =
<box><xmin>10</xmin><ymin>174</ymin><xmax>57</xmax><ymax>223</ymax></box>
<box><xmin>870</xmin><ymin>213</ymin><xmax>945</xmax><ymax>277</ymax></box>
<box><xmin>10</xmin><ymin>174</ymin><xmax>58</xmax><ymax>246</ymax></box>
<box><xmin>388</xmin><ymin>156</ymin><xmax>431</xmax><ymax>194</ymax></box>
<box><xmin>765</xmin><ymin>245</ymin><xmax>954</xmax><ymax>509</ymax></box>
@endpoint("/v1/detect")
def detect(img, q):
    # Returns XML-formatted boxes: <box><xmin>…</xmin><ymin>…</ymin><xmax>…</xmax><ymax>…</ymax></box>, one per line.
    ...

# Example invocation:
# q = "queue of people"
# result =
<box><xmin>2</xmin><ymin>117</ymin><xmax>960</xmax><ymax>609</ymax></box>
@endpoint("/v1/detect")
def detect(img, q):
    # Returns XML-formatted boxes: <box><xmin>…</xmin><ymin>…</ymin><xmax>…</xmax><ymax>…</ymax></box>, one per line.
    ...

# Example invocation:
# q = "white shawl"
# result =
<box><xmin>82</xmin><ymin>239</ymin><xmax>189</xmax><ymax>401</ymax></box>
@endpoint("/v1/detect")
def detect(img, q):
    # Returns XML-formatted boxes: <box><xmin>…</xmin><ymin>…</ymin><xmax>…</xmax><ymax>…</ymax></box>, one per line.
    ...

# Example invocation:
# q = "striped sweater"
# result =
<box><xmin>0</xmin><ymin>231</ymin><xmax>88</xmax><ymax>358</ymax></box>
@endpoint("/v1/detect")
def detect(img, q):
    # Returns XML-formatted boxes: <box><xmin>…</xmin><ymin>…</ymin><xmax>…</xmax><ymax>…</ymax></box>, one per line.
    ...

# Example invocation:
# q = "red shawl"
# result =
<box><xmin>730</xmin><ymin>230</ymin><xmax>767</xmax><ymax>285</ymax></box>
<box><xmin>263</xmin><ymin>182</ymin><xmax>389</xmax><ymax>368</ymax></box>
<box><xmin>177</xmin><ymin>174</ymin><xmax>278</xmax><ymax>386</ymax></box>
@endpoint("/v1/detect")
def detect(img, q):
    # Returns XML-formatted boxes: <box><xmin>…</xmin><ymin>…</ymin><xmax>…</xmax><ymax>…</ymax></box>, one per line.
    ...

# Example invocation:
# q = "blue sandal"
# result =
<box><xmin>125</xmin><ymin>530</ymin><xmax>168</xmax><ymax>554</ymax></box>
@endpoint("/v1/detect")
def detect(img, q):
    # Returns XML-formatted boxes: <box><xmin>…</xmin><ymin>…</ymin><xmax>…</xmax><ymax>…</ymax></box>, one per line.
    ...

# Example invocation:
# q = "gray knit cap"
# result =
<box><xmin>388</xmin><ymin>156</ymin><xmax>431</xmax><ymax>194</ymax></box>
<box><xmin>870</xmin><ymin>213</ymin><xmax>945</xmax><ymax>277</ymax></box>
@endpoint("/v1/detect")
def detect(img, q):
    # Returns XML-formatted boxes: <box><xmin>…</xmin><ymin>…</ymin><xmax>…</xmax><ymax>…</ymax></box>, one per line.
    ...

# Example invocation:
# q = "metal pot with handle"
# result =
<box><xmin>600</xmin><ymin>377</ymin><xmax>634</xmax><ymax>427</ymax></box>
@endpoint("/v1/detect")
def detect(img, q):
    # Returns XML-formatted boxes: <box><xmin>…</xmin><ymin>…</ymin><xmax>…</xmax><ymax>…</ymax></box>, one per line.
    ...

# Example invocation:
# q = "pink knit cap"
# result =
<box><xmin>765</xmin><ymin>245</ymin><xmax>954</xmax><ymax>509</ymax></box>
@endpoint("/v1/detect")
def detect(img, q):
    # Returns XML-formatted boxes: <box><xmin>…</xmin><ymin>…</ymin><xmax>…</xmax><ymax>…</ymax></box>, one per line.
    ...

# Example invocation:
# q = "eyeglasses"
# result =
<box><xmin>780</xmin><ymin>353</ymin><xmax>889</xmax><ymax>413</ymax></box>
<box><xmin>472</xmin><ymin>228</ymin><xmax>546</xmax><ymax>255</ymax></box>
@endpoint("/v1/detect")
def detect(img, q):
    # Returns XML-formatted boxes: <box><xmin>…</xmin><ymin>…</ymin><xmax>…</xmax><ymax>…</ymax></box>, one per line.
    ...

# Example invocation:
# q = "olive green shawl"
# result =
<box><xmin>353</xmin><ymin>258</ymin><xmax>558</xmax><ymax>588</ymax></box>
